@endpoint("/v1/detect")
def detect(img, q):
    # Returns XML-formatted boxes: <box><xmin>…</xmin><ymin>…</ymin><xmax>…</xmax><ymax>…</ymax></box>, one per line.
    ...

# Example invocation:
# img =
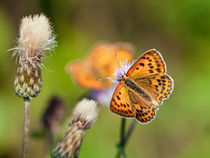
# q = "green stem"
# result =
<box><xmin>120</xmin><ymin>118</ymin><xmax>126</xmax><ymax>145</ymax></box>
<box><xmin>116</xmin><ymin>118</ymin><xmax>127</xmax><ymax>158</ymax></box>
<box><xmin>124</xmin><ymin>120</ymin><xmax>136</xmax><ymax>145</ymax></box>
<box><xmin>22</xmin><ymin>98</ymin><xmax>30</xmax><ymax>158</ymax></box>
<box><xmin>116</xmin><ymin>119</ymin><xmax>137</xmax><ymax>158</ymax></box>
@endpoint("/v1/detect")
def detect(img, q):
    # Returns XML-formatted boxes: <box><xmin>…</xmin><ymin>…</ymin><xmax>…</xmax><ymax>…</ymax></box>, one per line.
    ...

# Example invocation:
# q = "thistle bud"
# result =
<box><xmin>13</xmin><ymin>14</ymin><xmax>56</xmax><ymax>98</ymax></box>
<box><xmin>53</xmin><ymin>99</ymin><xmax>99</xmax><ymax>158</ymax></box>
<box><xmin>42</xmin><ymin>96</ymin><xmax>67</xmax><ymax>137</ymax></box>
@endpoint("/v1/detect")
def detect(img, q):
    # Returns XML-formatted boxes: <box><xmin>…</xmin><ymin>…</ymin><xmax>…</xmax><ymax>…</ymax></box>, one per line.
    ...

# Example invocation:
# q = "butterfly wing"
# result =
<box><xmin>128</xmin><ymin>90</ymin><xmax>158</xmax><ymax>123</ymax></box>
<box><xmin>126</xmin><ymin>49</ymin><xmax>166</xmax><ymax>78</ymax></box>
<box><xmin>67</xmin><ymin>61</ymin><xmax>108</xmax><ymax>90</ymax></box>
<box><xmin>134</xmin><ymin>74</ymin><xmax>174</xmax><ymax>105</ymax></box>
<box><xmin>67</xmin><ymin>42</ymin><xmax>134</xmax><ymax>90</ymax></box>
<box><xmin>88</xmin><ymin>42</ymin><xmax>133</xmax><ymax>79</ymax></box>
<box><xmin>110</xmin><ymin>83</ymin><xmax>135</xmax><ymax>117</ymax></box>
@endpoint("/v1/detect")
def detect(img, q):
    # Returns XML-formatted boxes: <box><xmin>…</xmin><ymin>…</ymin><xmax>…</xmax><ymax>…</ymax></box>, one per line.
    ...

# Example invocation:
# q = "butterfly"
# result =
<box><xmin>67</xmin><ymin>42</ymin><xmax>134</xmax><ymax>90</ymax></box>
<box><xmin>110</xmin><ymin>49</ymin><xmax>174</xmax><ymax>123</ymax></box>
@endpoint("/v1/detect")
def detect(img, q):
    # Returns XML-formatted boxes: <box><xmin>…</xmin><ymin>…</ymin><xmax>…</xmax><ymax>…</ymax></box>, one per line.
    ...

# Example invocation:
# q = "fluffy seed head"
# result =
<box><xmin>17</xmin><ymin>14</ymin><xmax>56</xmax><ymax>60</ymax></box>
<box><xmin>71</xmin><ymin>99</ymin><xmax>99</xmax><ymax>128</ymax></box>
<box><xmin>52</xmin><ymin>99</ymin><xmax>99</xmax><ymax>158</ymax></box>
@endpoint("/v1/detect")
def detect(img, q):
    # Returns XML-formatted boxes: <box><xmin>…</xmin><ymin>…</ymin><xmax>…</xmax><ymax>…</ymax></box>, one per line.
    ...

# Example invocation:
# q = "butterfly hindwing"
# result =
<box><xmin>134</xmin><ymin>74</ymin><xmax>174</xmax><ymax>104</ymax></box>
<box><xmin>135</xmin><ymin>104</ymin><xmax>158</xmax><ymax>123</ymax></box>
<box><xmin>128</xmin><ymin>90</ymin><xmax>158</xmax><ymax>123</ymax></box>
<box><xmin>126</xmin><ymin>49</ymin><xmax>166</xmax><ymax>78</ymax></box>
<box><xmin>110</xmin><ymin>83</ymin><xmax>135</xmax><ymax>117</ymax></box>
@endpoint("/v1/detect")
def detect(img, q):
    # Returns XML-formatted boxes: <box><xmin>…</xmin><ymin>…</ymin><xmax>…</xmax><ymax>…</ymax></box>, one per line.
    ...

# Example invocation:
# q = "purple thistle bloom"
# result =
<box><xmin>113</xmin><ymin>60</ymin><xmax>135</xmax><ymax>84</ymax></box>
<box><xmin>90</xmin><ymin>59</ymin><xmax>135</xmax><ymax>105</ymax></box>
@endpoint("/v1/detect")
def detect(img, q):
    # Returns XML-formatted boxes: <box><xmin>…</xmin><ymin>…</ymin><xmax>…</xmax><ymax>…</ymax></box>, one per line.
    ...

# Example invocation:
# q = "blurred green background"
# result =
<box><xmin>1</xmin><ymin>0</ymin><xmax>210</xmax><ymax>158</ymax></box>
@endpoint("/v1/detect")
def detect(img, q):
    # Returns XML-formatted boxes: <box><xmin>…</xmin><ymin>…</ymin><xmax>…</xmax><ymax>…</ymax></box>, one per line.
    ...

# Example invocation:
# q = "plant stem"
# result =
<box><xmin>116</xmin><ymin>119</ymin><xmax>137</xmax><ymax>158</ymax></box>
<box><xmin>123</xmin><ymin>120</ymin><xmax>136</xmax><ymax>145</ymax></box>
<box><xmin>116</xmin><ymin>118</ymin><xmax>126</xmax><ymax>158</ymax></box>
<box><xmin>23</xmin><ymin>98</ymin><xmax>30</xmax><ymax>158</ymax></box>
<box><xmin>120</xmin><ymin>118</ymin><xmax>126</xmax><ymax>145</ymax></box>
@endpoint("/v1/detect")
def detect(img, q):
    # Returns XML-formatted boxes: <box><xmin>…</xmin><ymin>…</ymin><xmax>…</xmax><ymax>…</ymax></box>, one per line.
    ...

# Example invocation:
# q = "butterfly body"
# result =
<box><xmin>122</xmin><ymin>78</ymin><xmax>154</xmax><ymax>103</ymax></box>
<box><xmin>110</xmin><ymin>49</ymin><xmax>174</xmax><ymax>123</ymax></box>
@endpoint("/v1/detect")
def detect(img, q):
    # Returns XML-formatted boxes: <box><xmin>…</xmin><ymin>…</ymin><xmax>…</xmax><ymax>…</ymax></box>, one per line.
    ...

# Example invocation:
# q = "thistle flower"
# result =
<box><xmin>42</xmin><ymin>96</ymin><xmax>67</xmax><ymax>138</ymax></box>
<box><xmin>53</xmin><ymin>99</ymin><xmax>99</xmax><ymax>158</ymax></box>
<box><xmin>112</xmin><ymin>60</ymin><xmax>135</xmax><ymax>84</ymax></box>
<box><xmin>89</xmin><ymin>60</ymin><xmax>135</xmax><ymax>105</ymax></box>
<box><xmin>11</xmin><ymin>14</ymin><xmax>56</xmax><ymax>158</ymax></box>
<box><xmin>13</xmin><ymin>14</ymin><xmax>56</xmax><ymax>99</ymax></box>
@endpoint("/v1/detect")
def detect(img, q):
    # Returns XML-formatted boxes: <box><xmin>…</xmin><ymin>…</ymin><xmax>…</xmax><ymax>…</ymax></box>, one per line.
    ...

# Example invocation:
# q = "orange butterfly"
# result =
<box><xmin>67</xmin><ymin>42</ymin><xmax>134</xmax><ymax>90</ymax></box>
<box><xmin>110</xmin><ymin>49</ymin><xmax>174</xmax><ymax>123</ymax></box>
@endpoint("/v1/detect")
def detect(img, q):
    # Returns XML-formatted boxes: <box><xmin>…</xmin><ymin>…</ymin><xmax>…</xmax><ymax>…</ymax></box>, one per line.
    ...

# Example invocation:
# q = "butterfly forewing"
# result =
<box><xmin>134</xmin><ymin>74</ymin><xmax>174</xmax><ymax>104</ymax></box>
<box><xmin>128</xmin><ymin>90</ymin><xmax>158</xmax><ymax>123</ymax></box>
<box><xmin>126</xmin><ymin>49</ymin><xmax>166</xmax><ymax>78</ymax></box>
<box><xmin>110</xmin><ymin>83</ymin><xmax>135</xmax><ymax>117</ymax></box>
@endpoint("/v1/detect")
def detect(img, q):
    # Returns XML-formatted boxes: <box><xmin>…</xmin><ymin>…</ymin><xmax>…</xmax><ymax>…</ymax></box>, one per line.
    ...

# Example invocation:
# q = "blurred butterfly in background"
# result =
<box><xmin>67</xmin><ymin>42</ymin><xmax>134</xmax><ymax>90</ymax></box>
<box><xmin>110</xmin><ymin>49</ymin><xmax>174</xmax><ymax>123</ymax></box>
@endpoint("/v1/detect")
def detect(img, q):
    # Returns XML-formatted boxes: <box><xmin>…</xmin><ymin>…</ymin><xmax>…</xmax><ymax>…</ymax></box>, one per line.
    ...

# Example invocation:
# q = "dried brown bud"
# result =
<box><xmin>42</xmin><ymin>96</ymin><xmax>67</xmax><ymax>136</ymax></box>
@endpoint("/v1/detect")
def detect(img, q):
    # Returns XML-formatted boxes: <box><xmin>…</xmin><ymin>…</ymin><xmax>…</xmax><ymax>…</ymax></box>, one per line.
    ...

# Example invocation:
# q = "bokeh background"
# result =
<box><xmin>1</xmin><ymin>0</ymin><xmax>210</xmax><ymax>158</ymax></box>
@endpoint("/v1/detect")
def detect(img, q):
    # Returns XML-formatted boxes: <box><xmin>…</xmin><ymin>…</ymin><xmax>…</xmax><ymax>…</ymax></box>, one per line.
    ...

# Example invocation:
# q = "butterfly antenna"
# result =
<box><xmin>96</xmin><ymin>77</ymin><xmax>116</xmax><ymax>82</ymax></box>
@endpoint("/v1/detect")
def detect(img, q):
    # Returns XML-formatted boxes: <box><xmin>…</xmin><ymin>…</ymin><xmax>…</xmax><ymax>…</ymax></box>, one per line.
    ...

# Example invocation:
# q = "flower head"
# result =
<box><xmin>53</xmin><ymin>99</ymin><xmax>99</xmax><ymax>158</ymax></box>
<box><xmin>16</xmin><ymin>14</ymin><xmax>56</xmax><ymax>61</ymax></box>
<box><xmin>113</xmin><ymin>60</ymin><xmax>135</xmax><ymax>84</ymax></box>
<box><xmin>88</xmin><ymin>60</ymin><xmax>135</xmax><ymax>106</ymax></box>
<box><xmin>13</xmin><ymin>14</ymin><xmax>56</xmax><ymax>99</ymax></box>
<box><xmin>71</xmin><ymin>99</ymin><xmax>99</xmax><ymax>129</ymax></box>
